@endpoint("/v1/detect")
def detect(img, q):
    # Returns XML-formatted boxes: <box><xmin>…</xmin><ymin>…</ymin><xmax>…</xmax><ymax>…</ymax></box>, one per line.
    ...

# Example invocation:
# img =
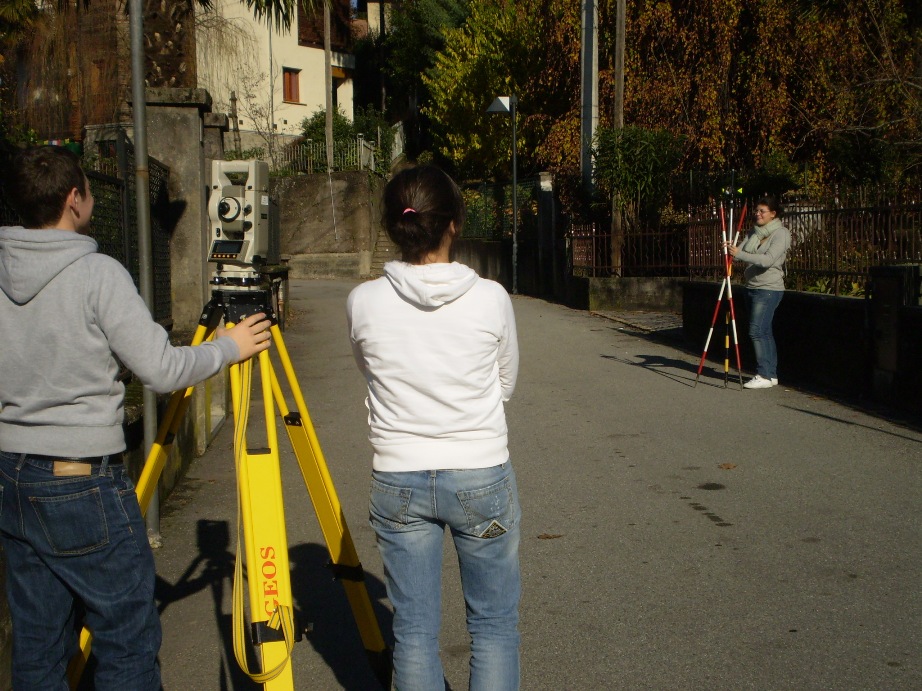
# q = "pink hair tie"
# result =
<box><xmin>402</xmin><ymin>207</ymin><xmax>417</xmax><ymax>215</ymax></box>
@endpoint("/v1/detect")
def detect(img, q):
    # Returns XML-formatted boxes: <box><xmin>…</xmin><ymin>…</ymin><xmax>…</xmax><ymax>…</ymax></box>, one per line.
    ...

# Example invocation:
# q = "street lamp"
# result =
<box><xmin>487</xmin><ymin>95</ymin><xmax>518</xmax><ymax>294</ymax></box>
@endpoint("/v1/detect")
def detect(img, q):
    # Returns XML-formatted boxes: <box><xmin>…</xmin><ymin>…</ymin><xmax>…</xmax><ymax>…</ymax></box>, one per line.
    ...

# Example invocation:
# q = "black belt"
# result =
<box><xmin>31</xmin><ymin>453</ymin><xmax>123</xmax><ymax>465</ymax></box>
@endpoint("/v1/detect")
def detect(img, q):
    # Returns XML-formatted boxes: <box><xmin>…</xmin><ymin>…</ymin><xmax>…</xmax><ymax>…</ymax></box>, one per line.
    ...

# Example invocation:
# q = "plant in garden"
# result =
<box><xmin>301</xmin><ymin>107</ymin><xmax>356</xmax><ymax>143</ymax></box>
<box><xmin>593</xmin><ymin>125</ymin><xmax>686</xmax><ymax>231</ymax></box>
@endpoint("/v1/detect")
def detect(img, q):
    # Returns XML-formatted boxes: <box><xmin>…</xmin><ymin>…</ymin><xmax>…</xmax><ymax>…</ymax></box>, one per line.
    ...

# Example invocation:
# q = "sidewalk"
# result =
<box><xmin>154</xmin><ymin>279</ymin><xmax>922</xmax><ymax>690</ymax></box>
<box><xmin>591</xmin><ymin>308</ymin><xmax>685</xmax><ymax>342</ymax></box>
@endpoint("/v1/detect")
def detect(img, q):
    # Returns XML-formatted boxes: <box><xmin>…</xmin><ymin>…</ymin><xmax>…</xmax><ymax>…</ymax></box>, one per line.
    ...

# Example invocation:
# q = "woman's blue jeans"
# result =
<box><xmin>0</xmin><ymin>451</ymin><xmax>161</xmax><ymax>690</ymax></box>
<box><xmin>746</xmin><ymin>288</ymin><xmax>784</xmax><ymax>380</ymax></box>
<box><xmin>370</xmin><ymin>462</ymin><xmax>522</xmax><ymax>691</ymax></box>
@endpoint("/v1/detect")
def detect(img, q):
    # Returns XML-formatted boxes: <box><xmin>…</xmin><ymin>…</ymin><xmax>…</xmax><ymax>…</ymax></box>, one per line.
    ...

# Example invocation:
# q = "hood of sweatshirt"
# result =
<box><xmin>0</xmin><ymin>226</ymin><xmax>98</xmax><ymax>304</ymax></box>
<box><xmin>383</xmin><ymin>260</ymin><xmax>479</xmax><ymax>308</ymax></box>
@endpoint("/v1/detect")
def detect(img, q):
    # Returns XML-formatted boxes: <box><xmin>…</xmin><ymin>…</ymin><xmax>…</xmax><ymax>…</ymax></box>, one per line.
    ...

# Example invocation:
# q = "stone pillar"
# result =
<box><xmin>537</xmin><ymin>172</ymin><xmax>558</xmax><ymax>300</ymax></box>
<box><xmin>144</xmin><ymin>88</ymin><xmax>212</xmax><ymax>333</ymax></box>
<box><xmin>203</xmin><ymin>112</ymin><xmax>228</xmax><ymax>163</ymax></box>
<box><xmin>143</xmin><ymin>89</ymin><xmax>229</xmax><ymax>459</ymax></box>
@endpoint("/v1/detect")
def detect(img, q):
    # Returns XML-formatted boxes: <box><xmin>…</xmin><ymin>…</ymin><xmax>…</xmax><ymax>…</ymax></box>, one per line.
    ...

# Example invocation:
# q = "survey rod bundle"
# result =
<box><xmin>68</xmin><ymin>160</ymin><xmax>392</xmax><ymax>690</ymax></box>
<box><xmin>694</xmin><ymin>191</ymin><xmax>748</xmax><ymax>389</ymax></box>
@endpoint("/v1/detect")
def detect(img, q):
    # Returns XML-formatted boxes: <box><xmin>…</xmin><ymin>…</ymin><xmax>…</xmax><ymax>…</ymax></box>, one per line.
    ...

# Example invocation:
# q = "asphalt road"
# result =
<box><xmin>154</xmin><ymin>278</ymin><xmax>921</xmax><ymax>690</ymax></box>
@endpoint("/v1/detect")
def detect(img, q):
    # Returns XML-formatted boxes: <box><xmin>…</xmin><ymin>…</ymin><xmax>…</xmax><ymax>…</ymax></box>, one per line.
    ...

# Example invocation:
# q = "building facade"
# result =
<box><xmin>196</xmin><ymin>0</ymin><xmax>357</xmax><ymax>153</ymax></box>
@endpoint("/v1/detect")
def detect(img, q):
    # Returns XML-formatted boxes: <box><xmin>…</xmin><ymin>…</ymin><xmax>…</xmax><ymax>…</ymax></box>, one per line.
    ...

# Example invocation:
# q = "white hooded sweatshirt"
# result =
<box><xmin>347</xmin><ymin>261</ymin><xmax>518</xmax><ymax>472</ymax></box>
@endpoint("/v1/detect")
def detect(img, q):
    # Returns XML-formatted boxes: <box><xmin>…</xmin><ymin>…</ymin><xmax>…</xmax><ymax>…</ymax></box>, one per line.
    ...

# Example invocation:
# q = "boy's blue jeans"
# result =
<box><xmin>370</xmin><ymin>462</ymin><xmax>522</xmax><ymax>691</ymax></box>
<box><xmin>0</xmin><ymin>451</ymin><xmax>161</xmax><ymax>690</ymax></box>
<box><xmin>746</xmin><ymin>288</ymin><xmax>784</xmax><ymax>380</ymax></box>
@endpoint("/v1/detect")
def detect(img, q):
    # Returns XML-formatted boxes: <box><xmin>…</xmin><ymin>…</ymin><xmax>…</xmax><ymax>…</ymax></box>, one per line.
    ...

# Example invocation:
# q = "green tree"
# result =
<box><xmin>301</xmin><ymin>107</ymin><xmax>355</xmax><ymax>142</ymax></box>
<box><xmin>593</xmin><ymin>125</ymin><xmax>686</xmax><ymax>231</ymax></box>
<box><xmin>423</xmin><ymin>0</ymin><xmax>578</xmax><ymax>179</ymax></box>
<box><xmin>382</xmin><ymin>0</ymin><xmax>469</xmax><ymax>158</ymax></box>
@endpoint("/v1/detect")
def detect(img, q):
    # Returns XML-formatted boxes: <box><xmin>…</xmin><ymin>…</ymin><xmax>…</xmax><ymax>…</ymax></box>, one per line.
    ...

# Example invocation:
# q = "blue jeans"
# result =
<box><xmin>747</xmin><ymin>288</ymin><xmax>784</xmax><ymax>380</ymax></box>
<box><xmin>370</xmin><ymin>463</ymin><xmax>522</xmax><ymax>691</ymax></box>
<box><xmin>0</xmin><ymin>451</ymin><xmax>161</xmax><ymax>690</ymax></box>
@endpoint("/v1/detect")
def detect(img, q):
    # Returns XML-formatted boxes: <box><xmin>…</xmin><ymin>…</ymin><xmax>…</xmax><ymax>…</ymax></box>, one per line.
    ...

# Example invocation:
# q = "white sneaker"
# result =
<box><xmin>771</xmin><ymin>378</ymin><xmax>779</xmax><ymax>386</ymax></box>
<box><xmin>744</xmin><ymin>375</ymin><xmax>775</xmax><ymax>389</ymax></box>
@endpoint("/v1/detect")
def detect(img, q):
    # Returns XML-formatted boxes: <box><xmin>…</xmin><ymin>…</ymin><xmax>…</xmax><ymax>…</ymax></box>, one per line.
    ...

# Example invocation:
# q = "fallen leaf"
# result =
<box><xmin>718</xmin><ymin>463</ymin><xmax>737</xmax><ymax>470</ymax></box>
<box><xmin>537</xmin><ymin>533</ymin><xmax>563</xmax><ymax>540</ymax></box>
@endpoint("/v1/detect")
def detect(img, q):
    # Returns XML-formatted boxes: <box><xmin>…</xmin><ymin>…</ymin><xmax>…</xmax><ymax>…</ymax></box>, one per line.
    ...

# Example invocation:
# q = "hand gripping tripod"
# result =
<box><xmin>694</xmin><ymin>202</ymin><xmax>748</xmax><ymax>389</ymax></box>
<box><xmin>67</xmin><ymin>284</ymin><xmax>392</xmax><ymax>690</ymax></box>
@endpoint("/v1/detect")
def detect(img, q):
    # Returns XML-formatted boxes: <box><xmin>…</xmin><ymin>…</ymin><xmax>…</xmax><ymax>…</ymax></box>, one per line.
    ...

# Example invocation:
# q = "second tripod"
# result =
<box><xmin>694</xmin><ymin>202</ymin><xmax>748</xmax><ymax>389</ymax></box>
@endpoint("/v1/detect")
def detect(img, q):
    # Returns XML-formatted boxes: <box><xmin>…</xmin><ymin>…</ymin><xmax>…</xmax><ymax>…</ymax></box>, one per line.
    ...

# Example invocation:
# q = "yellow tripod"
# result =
<box><xmin>68</xmin><ymin>286</ymin><xmax>392</xmax><ymax>689</ymax></box>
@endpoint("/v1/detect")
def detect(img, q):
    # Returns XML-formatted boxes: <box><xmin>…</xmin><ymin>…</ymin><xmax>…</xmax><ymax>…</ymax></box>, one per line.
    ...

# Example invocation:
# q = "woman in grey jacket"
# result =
<box><xmin>728</xmin><ymin>195</ymin><xmax>791</xmax><ymax>389</ymax></box>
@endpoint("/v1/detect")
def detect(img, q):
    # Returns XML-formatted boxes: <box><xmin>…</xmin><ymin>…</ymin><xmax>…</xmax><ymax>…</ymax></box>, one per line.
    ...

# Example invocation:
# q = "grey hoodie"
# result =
<box><xmin>0</xmin><ymin>226</ymin><xmax>238</xmax><ymax>456</ymax></box>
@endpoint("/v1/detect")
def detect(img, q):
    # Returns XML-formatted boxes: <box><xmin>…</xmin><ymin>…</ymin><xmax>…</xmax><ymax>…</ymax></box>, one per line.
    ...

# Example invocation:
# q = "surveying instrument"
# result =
<box><xmin>694</xmin><ymin>190</ymin><xmax>748</xmax><ymax>389</ymax></box>
<box><xmin>67</xmin><ymin>160</ymin><xmax>392</xmax><ymax>689</ymax></box>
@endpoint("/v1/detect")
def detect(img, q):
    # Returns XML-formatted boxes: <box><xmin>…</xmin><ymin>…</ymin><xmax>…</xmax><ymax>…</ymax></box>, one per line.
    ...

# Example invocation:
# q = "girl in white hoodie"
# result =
<box><xmin>347</xmin><ymin>166</ymin><xmax>521</xmax><ymax>690</ymax></box>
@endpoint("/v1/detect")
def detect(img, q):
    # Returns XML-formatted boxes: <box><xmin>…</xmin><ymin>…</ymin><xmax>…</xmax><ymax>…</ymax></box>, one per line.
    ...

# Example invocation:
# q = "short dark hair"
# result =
<box><xmin>382</xmin><ymin>165</ymin><xmax>465</xmax><ymax>263</ymax></box>
<box><xmin>6</xmin><ymin>146</ymin><xmax>87</xmax><ymax>228</ymax></box>
<box><xmin>757</xmin><ymin>194</ymin><xmax>784</xmax><ymax>219</ymax></box>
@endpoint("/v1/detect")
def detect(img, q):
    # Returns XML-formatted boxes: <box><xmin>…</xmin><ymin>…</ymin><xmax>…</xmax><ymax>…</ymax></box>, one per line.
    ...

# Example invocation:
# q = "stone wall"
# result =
<box><xmin>272</xmin><ymin>171</ymin><xmax>382</xmax><ymax>278</ymax></box>
<box><xmin>589</xmin><ymin>277</ymin><xmax>684</xmax><ymax>312</ymax></box>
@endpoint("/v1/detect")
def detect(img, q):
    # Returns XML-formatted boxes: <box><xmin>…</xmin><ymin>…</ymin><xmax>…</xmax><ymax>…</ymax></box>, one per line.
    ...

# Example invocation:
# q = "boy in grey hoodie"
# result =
<box><xmin>0</xmin><ymin>145</ymin><xmax>271</xmax><ymax>689</ymax></box>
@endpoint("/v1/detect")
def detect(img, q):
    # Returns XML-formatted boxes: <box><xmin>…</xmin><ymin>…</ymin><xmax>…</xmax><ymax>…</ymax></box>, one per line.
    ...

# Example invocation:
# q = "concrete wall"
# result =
<box><xmin>589</xmin><ymin>277</ymin><xmax>684</xmax><ymax>312</ymax></box>
<box><xmin>145</xmin><ymin>88</ymin><xmax>213</xmax><ymax>333</ymax></box>
<box><xmin>272</xmin><ymin>171</ymin><xmax>382</xmax><ymax>278</ymax></box>
<box><xmin>682</xmin><ymin>281</ymin><xmax>922</xmax><ymax>417</ymax></box>
<box><xmin>453</xmin><ymin>239</ymin><xmax>507</xmax><ymax>286</ymax></box>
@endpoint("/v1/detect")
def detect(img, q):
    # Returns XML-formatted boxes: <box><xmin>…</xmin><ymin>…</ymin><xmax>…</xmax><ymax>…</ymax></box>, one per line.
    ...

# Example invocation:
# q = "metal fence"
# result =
<box><xmin>0</xmin><ymin>134</ymin><xmax>173</xmax><ymax>323</ymax></box>
<box><xmin>572</xmin><ymin>186</ymin><xmax>922</xmax><ymax>296</ymax></box>
<box><xmin>462</xmin><ymin>179</ymin><xmax>540</xmax><ymax>241</ymax></box>
<box><xmin>273</xmin><ymin>137</ymin><xmax>377</xmax><ymax>175</ymax></box>
<box><xmin>569</xmin><ymin>220</ymin><xmax>690</xmax><ymax>278</ymax></box>
<box><xmin>567</xmin><ymin>223</ymin><xmax>610</xmax><ymax>278</ymax></box>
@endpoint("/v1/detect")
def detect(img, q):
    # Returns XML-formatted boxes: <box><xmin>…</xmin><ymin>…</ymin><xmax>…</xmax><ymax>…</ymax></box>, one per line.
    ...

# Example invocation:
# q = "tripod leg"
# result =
<box><xmin>266</xmin><ymin>325</ymin><xmax>392</xmax><ymax>688</ymax></box>
<box><xmin>694</xmin><ymin>277</ymin><xmax>728</xmax><ymax>385</ymax></box>
<box><xmin>67</xmin><ymin>301</ymin><xmax>223</xmax><ymax>690</ymax></box>
<box><xmin>724</xmin><ymin>310</ymin><xmax>731</xmax><ymax>386</ymax></box>
<box><xmin>229</xmin><ymin>353</ymin><xmax>297</xmax><ymax>689</ymax></box>
<box><xmin>725</xmin><ymin>289</ymin><xmax>745</xmax><ymax>389</ymax></box>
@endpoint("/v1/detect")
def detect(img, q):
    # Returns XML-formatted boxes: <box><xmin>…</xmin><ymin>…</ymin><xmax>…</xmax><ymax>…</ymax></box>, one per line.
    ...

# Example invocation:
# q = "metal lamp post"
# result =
<box><xmin>487</xmin><ymin>95</ymin><xmax>518</xmax><ymax>294</ymax></box>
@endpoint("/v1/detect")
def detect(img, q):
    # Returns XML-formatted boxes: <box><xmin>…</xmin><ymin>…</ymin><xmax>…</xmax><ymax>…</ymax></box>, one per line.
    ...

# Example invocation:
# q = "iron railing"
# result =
<box><xmin>273</xmin><ymin>138</ymin><xmax>377</xmax><ymax>175</ymax></box>
<box><xmin>572</xmin><ymin>186</ymin><xmax>922</xmax><ymax>296</ymax></box>
<box><xmin>567</xmin><ymin>223</ymin><xmax>611</xmax><ymax>278</ymax></box>
<box><xmin>0</xmin><ymin>135</ymin><xmax>173</xmax><ymax>323</ymax></box>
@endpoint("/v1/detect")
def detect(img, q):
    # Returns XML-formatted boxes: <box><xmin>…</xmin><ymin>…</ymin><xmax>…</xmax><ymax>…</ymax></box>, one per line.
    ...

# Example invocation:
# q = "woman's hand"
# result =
<box><xmin>724</xmin><ymin>242</ymin><xmax>740</xmax><ymax>258</ymax></box>
<box><xmin>218</xmin><ymin>312</ymin><xmax>272</xmax><ymax>362</ymax></box>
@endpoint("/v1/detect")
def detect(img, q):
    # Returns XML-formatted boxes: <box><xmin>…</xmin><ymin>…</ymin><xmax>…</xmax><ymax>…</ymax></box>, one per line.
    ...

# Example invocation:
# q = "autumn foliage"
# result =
<box><xmin>422</xmin><ymin>0</ymin><xmax>921</xmax><ymax>192</ymax></box>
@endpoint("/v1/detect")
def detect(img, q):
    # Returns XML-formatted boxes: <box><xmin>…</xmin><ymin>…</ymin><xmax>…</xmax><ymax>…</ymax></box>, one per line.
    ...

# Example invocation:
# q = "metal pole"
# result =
<box><xmin>613</xmin><ymin>0</ymin><xmax>625</xmax><ymax>129</ymax></box>
<box><xmin>580</xmin><ymin>0</ymin><xmax>599</xmax><ymax>196</ymax></box>
<box><xmin>511</xmin><ymin>95</ymin><xmax>518</xmax><ymax>295</ymax></box>
<box><xmin>268</xmin><ymin>16</ymin><xmax>276</xmax><ymax>164</ymax></box>
<box><xmin>129</xmin><ymin>0</ymin><xmax>160</xmax><ymax>544</ymax></box>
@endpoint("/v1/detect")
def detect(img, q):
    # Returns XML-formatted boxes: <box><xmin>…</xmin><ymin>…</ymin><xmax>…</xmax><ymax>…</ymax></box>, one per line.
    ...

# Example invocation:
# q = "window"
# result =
<box><xmin>283</xmin><ymin>68</ymin><xmax>300</xmax><ymax>103</ymax></box>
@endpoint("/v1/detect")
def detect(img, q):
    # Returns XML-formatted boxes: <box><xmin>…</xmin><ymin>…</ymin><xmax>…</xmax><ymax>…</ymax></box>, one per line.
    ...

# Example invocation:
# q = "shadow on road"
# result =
<box><xmin>780</xmin><ymin>405</ymin><xmax>922</xmax><ymax>444</ymax></box>
<box><xmin>601</xmin><ymin>353</ymin><xmax>745</xmax><ymax>389</ymax></box>
<box><xmin>154</xmin><ymin>521</ymin><xmax>394</xmax><ymax>690</ymax></box>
